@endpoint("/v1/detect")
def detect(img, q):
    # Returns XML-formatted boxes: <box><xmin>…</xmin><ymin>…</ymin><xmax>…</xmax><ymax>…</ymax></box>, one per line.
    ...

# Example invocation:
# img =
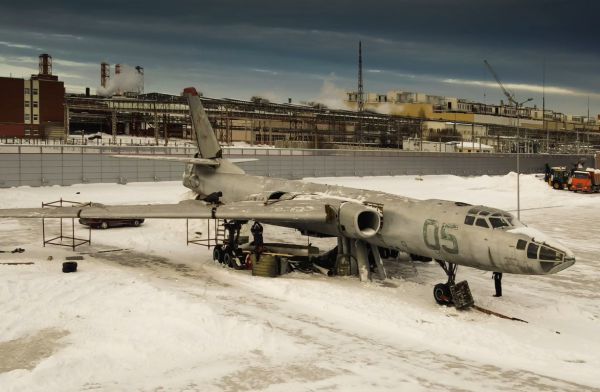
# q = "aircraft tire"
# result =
<box><xmin>379</xmin><ymin>248</ymin><xmax>390</xmax><ymax>259</ymax></box>
<box><xmin>433</xmin><ymin>283</ymin><xmax>452</xmax><ymax>305</ymax></box>
<box><xmin>224</xmin><ymin>252</ymin><xmax>243</xmax><ymax>270</ymax></box>
<box><xmin>213</xmin><ymin>246</ymin><xmax>223</xmax><ymax>263</ymax></box>
<box><xmin>62</xmin><ymin>261</ymin><xmax>78</xmax><ymax>273</ymax></box>
<box><xmin>252</xmin><ymin>254</ymin><xmax>279</xmax><ymax>277</ymax></box>
<box><xmin>223</xmin><ymin>252</ymin><xmax>233</xmax><ymax>268</ymax></box>
<box><xmin>100</xmin><ymin>221</ymin><xmax>109</xmax><ymax>229</ymax></box>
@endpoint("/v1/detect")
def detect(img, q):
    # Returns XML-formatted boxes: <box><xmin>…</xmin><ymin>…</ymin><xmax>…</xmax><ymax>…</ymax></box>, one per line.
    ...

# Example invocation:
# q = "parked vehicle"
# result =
<box><xmin>79</xmin><ymin>218</ymin><xmax>144</xmax><ymax>229</ymax></box>
<box><xmin>570</xmin><ymin>169</ymin><xmax>600</xmax><ymax>193</ymax></box>
<box><xmin>548</xmin><ymin>167</ymin><xmax>571</xmax><ymax>190</ymax></box>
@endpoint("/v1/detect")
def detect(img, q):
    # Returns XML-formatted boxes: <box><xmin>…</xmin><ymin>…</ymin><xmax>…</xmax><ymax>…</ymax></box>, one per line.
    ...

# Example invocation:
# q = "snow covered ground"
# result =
<box><xmin>0</xmin><ymin>173</ymin><xmax>599</xmax><ymax>391</ymax></box>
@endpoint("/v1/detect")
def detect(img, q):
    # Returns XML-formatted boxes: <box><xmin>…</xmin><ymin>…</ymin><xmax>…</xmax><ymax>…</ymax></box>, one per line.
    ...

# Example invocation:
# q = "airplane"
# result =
<box><xmin>0</xmin><ymin>87</ymin><xmax>576</xmax><ymax>307</ymax></box>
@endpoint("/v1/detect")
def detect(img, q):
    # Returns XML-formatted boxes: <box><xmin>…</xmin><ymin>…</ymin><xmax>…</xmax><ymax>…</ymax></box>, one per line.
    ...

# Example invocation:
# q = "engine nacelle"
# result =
<box><xmin>338</xmin><ymin>202</ymin><xmax>381</xmax><ymax>239</ymax></box>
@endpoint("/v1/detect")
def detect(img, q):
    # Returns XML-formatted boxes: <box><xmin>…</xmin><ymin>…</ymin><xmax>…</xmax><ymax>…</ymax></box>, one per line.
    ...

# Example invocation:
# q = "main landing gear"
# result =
<box><xmin>212</xmin><ymin>220</ymin><xmax>247</xmax><ymax>269</ymax></box>
<box><xmin>433</xmin><ymin>260</ymin><xmax>474</xmax><ymax>310</ymax></box>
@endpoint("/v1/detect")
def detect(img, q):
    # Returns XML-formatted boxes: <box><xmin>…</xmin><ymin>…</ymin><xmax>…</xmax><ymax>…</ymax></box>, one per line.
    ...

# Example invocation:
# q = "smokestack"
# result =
<box><xmin>85</xmin><ymin>87</ymin><xmax>90</xmax><ymax>97</ymax></box>
<box><xmin>101</xmin><ymin>62</ymin><xmax>110</xmax><ymax>88</ymax></box>
<box><xmin>114</xmin><ymin>64</ymin><xmax>122</xmax><ymax>95</ymax></box>
<box><xmin>39</xmin><ymin>54</ymin><xmax>52</xmax><ymax>76</ymax></box>
<box><xmin>135</xmin><ymin>66</ymin><xmax>144</xmax><ymax>94</ymax></box>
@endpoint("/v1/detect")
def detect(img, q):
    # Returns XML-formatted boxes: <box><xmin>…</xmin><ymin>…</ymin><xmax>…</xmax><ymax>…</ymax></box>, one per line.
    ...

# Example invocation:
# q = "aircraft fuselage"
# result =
<box><xmin>184</xmin><ymin>163</ymin><xmax>575</xmax><ymax>275</ymax></box>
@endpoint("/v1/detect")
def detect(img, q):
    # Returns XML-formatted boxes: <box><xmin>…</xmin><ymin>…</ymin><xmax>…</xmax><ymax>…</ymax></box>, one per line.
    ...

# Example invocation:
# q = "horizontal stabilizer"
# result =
<box><xmin>111</xmin><ymin>155</ymin><xmax>220</xmax><ymax>167</ymax></box>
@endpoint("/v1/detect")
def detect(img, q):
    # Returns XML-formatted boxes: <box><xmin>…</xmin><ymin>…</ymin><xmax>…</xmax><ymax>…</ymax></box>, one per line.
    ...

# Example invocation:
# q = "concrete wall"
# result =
<box><xmin>0</xmin><ymin>145</ymin><xmax>594</xmax><ymax>188</ymax></box>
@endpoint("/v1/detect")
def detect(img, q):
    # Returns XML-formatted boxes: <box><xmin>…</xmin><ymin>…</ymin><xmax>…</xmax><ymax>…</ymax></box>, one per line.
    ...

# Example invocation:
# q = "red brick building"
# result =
<box><xmin>0</xmin><ymin>54</ymin><xmax>65</xmax><ymax>138</ymax></box>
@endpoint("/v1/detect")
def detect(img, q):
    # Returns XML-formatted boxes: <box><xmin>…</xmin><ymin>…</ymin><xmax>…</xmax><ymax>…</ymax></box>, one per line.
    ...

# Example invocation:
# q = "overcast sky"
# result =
<box><xmin>0</xmin><ymin>0</ymin><xmax>599</xmax><ymax>116</ymax></box>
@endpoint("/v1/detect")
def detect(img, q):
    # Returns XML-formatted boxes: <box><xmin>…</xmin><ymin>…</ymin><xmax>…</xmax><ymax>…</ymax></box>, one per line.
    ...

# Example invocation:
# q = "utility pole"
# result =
<box><xmin>358</xmin><ymin>41</ymin><xmax>364</xmax><ymax>113</ymax></box>
<box><xmin>543</xmin><ymin>60</ymin><xmax>548</xmax><ymax>152</ymax></box>
<box><xmin>356</xmin><ymin>41</ymin><xmax>364</xmax><ymax>144</ymax></box>
<box><xmin>484</xmin><ymin>60</ymin><xmax>532</xmax><ymax>220</ymax></box>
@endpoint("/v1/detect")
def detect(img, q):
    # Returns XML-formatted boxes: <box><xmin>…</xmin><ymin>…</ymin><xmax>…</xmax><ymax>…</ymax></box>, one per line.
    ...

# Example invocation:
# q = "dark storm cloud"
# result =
<box><xmin>0</xmin><ymin>0</ymin><xmax>599</xmax><ymax>113</ymax></box>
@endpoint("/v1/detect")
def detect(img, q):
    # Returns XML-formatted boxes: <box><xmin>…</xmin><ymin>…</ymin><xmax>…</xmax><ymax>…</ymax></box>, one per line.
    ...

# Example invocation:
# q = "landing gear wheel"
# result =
<box><xmin>224</xmin><ymin>252</ymin><xmax>243</xmax><ymax>270</ymax></box>
<box><xmin>433</xmin><ymin>283</ymin><xmax>452</xmax><ymax>305</ymax></box>
<box><xmin>100</xmin><ymin>221</ymin><xmax>108</xmax><ymax>229</ymax></box>
<box><xmin>213</xmin><ymin>246</ymin><xmax>224</xmax><ymax>263</ymax></box>
<box><xmin>379</xmin><ymin>248</ymin><xmax>390</xmax><ymax>259</ymax></box>
<box><xmin>433</xmin><ymin>260</ymin><xmax>474</xmax><ymax>309</ymax></box>
<box><xmin>133</xmin><ymin>220</ymin><xmax>140</xmax><ymax>227</ymax></box>
<box><xmin>223</xmin><ymin>252</ymin><xmax>233</xmax><ymax>268</ymax></box>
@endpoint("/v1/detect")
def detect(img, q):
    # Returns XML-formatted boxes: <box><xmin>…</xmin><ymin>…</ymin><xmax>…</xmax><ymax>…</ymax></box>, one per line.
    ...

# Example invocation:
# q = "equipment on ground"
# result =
<box><xmin>548</xmin><ymin>166</ymin><xmax>571</xmax><ymax>190</ymax></box>
<box><xmin>570</xmin><ymin>169</ymin><xmax>600</xmax><ymax>193</ymax></box>
<box><xmin>62</xmin><ymin>261</ymin><xmax>78</xmax><ymax>273</ymax></box>
<box><xmin>79</xmin><ymin>218</ymin><xmax>144</xmax><ymax>229</ymax></box>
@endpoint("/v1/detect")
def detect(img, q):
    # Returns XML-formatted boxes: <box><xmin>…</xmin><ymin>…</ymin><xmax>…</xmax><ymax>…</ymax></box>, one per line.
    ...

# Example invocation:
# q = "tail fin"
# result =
<box><xmin>183</xmin><ymin>87</ymin><xmax>222</xmax><ymax>159</ymax></box>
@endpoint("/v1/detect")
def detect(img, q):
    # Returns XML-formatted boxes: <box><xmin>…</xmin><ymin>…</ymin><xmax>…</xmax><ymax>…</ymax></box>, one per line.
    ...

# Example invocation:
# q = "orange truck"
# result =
<box><xmin>570</xmin><ymin>169</ymin><xmax>600</xmax><ymax>193</ymax></box>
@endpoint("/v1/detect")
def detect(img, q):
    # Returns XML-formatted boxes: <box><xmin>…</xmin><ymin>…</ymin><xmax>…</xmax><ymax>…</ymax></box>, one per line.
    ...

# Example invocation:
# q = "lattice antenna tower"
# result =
<box><xmin>358</xmin><ymin>41</ymin><xmax>364</xmax><ymax>112</ymax></box>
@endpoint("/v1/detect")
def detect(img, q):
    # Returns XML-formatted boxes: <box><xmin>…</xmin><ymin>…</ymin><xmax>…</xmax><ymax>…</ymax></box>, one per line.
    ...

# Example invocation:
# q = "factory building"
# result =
<box><xmin>346</xmin><ymin>89</ymin><xmax>599</xmax><ymax>134</ymax></box>
<box><xmin>0</xmin><ymin>54</ymin><xmax>65</xmax><ymax>138</ymax></box>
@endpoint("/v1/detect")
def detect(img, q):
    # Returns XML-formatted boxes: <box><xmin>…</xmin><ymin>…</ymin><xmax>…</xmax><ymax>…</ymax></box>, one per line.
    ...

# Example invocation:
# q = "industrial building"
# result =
<box><xmin>0</xmin><ymin>54</ymin><xmax>65</xmax><ymax>138</ymax></box>
<box><xmin>1</xmin><ymin>53</ymin><xmax>599</xmax><ymax>153</ymax></box>
<box><xmin>65</xmin><ymin>92</ymin><xmax>421</xmax><ymax>148</ymax></box>
<box><xmin>346</xmin><ymin>89</ymin><xmax>600</xmax><ymax>151</ymax></box>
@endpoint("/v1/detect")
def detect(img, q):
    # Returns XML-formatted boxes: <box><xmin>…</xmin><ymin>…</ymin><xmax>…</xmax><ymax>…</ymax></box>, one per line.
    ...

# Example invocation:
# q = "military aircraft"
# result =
<box><xmin>0</xmin><ymin>87</ymin><xmax>576</xmax><ymax>306</ymax></box>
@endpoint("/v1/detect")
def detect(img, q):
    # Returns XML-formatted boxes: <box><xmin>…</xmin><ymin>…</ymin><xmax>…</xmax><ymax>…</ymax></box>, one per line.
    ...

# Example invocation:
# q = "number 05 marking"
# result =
<box><xmin>423</xmin><ymin>220</ymin><xmax>459</xmax><ymax>254</ymax></box>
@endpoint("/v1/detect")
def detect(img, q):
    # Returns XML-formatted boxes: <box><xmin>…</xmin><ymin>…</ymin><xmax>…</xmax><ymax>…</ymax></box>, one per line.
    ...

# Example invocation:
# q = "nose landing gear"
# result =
<box><xmin>433</xmin><ymin>260</ymin><xmax>474</xmax><ymax>310</ymax></box>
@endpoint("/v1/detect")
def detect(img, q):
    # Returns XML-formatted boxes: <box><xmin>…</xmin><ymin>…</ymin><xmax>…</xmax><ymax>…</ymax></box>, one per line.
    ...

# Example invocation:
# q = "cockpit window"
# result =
<box><xmin>516</xmin><ymin>239</ymin><xmax>527</xmax><ymax>250</ymax></box>
<box><xmin>527</xmin><ymin>243</ymin><xmax>539</xmax><ymax>259</ymax></box>
<box><xmin>540</xmin><ymin>246</ymin><xmax>563</xmax><ymax>261</ymax></box>
<box><xmin>465</xmin><ymin>208</ymin><xmax>516</xmax><ymax>229</ymax></box>
<box><xmin>489</xmin><ymin>217</ymin><xmax>509</xmax><ymax>228</ymax></box>
<box><xmin>475</xmin><ymin>218</ymin><xmax>489</xmax><ymax>228</ymax></box>
<box><xmin>503</xmin><ymin>215</ymin><xmax>515</xmax><ymax>225</ymax></box>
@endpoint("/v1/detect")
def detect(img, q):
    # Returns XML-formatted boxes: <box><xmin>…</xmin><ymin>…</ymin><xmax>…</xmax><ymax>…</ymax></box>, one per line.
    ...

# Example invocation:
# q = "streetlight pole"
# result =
<box><xmin>515</xmin><ymin>97</ymin><xmax>533</xmax><ymax>220</ymax></box>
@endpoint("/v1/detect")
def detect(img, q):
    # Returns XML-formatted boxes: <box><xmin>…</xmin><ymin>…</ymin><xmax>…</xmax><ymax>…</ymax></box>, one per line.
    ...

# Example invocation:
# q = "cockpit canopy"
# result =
<box><xmin>464</xmin><ymin>207</ymin><xmax>517</xmax><ymax>229</ymax></box>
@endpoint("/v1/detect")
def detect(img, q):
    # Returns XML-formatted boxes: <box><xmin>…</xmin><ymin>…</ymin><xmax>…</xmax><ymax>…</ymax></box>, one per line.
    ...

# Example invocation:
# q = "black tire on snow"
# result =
<box><xmin>224</xmin><ymin>252</ymin><xmax>242</xmax><ymax>269</ymax></box>
<box><xmin>379</xmin><ymin>248</ymin><xmax>390</xmax><ymax>259</ymax></box>
<box><xmin>62</xmin><ymin>261</ymin><xmax>78</xmax><ymax>273</ymax></box>
<box><xmin>213</xmin><ymin>246</ymin><xmax>223</xmax><ymax>263</ymax></box>
<box><xmin>133</xmin><ymin>220</ymin><xmax>140</xmax><ymax>227</ymax></box>
<box><xmin>100</xmin><ymin>221</ymin><xmax>109</xmax><ymax>229</ymax></box>
<box><xmin>252</xmin><ymin>254</ymin><xmax>280</xmax><ymax>277</ymax></box>
<box><xmin>553</xmin><ymin>182</ymin><xmax>560</xmax><ymax>190</ymax></box>
<box><xmin>433</xmin><ymin>283</ymin><xmax>452</xmax><ymax>305</ymax></box>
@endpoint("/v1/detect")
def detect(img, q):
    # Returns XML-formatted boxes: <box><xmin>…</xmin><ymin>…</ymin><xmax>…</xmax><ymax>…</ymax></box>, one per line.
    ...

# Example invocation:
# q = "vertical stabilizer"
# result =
<box><xmin>183</xmin><ymin>87</ymin><xmax>222</xmax><ymax>159</ymax></box>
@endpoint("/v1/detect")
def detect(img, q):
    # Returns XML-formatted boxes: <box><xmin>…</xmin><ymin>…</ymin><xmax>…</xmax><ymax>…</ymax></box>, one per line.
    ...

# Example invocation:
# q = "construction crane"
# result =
<box><xmin>483</xmin><ymin>59</ymin><xmax>516</xmax><ymax>105</ymax></box>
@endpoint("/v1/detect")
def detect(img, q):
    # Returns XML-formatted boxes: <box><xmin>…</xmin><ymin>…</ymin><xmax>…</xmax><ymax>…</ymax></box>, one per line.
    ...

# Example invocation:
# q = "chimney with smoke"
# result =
<box><xmin>135</xmin><ymin>66</ymin><xmax>144</xmax><ymax>94</ymax></box>
<box><xmin>96</xmin><ymin>63</ymin><xmax>144</xmax><ymax>97</ymax></box>
<box><xmin>101</xmin><ymin>62</ymin><xmax>110</xmax><ymax>88</ymax></box>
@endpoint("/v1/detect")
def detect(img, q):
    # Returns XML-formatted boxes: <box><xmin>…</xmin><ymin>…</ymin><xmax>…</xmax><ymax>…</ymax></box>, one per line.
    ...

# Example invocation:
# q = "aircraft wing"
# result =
<box><xmin>0</xmin><ymin>199</ymin><xmax>333</xmax><ymax>224</ymax></box>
